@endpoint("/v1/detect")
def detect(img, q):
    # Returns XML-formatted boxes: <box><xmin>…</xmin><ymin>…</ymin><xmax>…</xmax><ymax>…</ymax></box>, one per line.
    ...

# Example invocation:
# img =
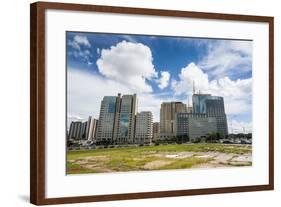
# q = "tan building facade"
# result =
<box><xmin>160</xmin><ymin>102</ymin><xmax>186</xmax><ymax>139</ymax></box>
<box><xmin>152</xmin><ymin>122</ymin><xmax>160</xmax><ymax>141</ymax></box>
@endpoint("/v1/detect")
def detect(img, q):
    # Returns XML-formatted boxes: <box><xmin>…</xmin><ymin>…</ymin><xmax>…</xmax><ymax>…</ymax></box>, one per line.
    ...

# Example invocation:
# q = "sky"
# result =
<box><xmin>67</xmin><ymin>31</ymin><xmax>253</xmax><ymax>134</ymax></box>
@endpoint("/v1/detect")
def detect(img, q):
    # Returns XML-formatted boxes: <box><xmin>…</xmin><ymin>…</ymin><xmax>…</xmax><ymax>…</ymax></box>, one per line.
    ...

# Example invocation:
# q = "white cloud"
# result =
<box><xmin>172</xmin><ymin>62</ymin><xmax>252</xmax><ymax>116</ymax></box>
<box><xmin>228</xmin><ymin>119</ymin><xmax>252</xmax><ymax>134</ymax></box>
<box><xmin>120</xmin><ymin>35</ymin><xmax>137</xmax><ymax>43</ymax></box>
<box><xmin>68</xmin><ymin>35</ymin><xmax>91</xmax><ymax>50</ymax></box>
<box><xmin>172</xmin><ymin>62</ymin><xmax>209</xmax><ymax>95</ymax></box>
<box><xmin>73</xmin><ymin>35</ymin><xmax>91</xmax><ymax>48</ymax></box>
<box><xmin>68</xmin><ymin>69</ymin><xmax>130</xmax><ymax>123</ymax></box>
<box><xmin>68</xmin><ymin>67</ymin><xmax>252</xmax><ymax>132</ymax></box>
<box><xmin>157</xmin><ymin>71</ymin><xmax>170</xmax><ymax>89</ymax></box>
<box><xmin>68</xmin><ymin>114</ymin><xmax>84</xmax><ymax>121</ymax></box>
<box><xmin>67</xmin><ymin>69</ymin><xmax>173</xmax><ymax>127</ymax></box>
<box><xmin>68</xmin><ymin>35</ymin><xmax>92</xmax><ymax>65</ymax></box>
<box><xmin>199</xmin><ymin>40</ymin><xmax>252</xmax><ymax>78</ymax></box>
<box><xmin>96</xmin><ymin>41</ymin><xmax>157</xmax><ymax>93</ymax></box>
<box><xmin>71</xmin><ymin>49</ymin><xmax>92</xmax><ymax>63</ymax></box>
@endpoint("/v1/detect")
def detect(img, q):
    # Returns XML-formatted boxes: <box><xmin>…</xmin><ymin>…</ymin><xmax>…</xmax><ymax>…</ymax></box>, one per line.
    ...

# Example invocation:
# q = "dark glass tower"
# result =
<box><xmin>192</xmin><ymin>94</ymin><xmax>228</xmax><ymax>138</ymax></box>
<box><xmin>206</xmin><ymin>96</ymin><xmax>228</xmax><ymax>137</ymax></box>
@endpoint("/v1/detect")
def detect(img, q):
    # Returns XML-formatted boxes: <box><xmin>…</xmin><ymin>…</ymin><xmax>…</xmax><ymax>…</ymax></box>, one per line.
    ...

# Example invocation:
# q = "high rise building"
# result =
<box><xmin>175</xmin><ymin>113</ymin><xmax>205</xmax><ymax>137</ymax></box>
<box><xmin>116</xmin><ymin>94</ymin><xmax>137</xmax><ymax>144</ymax></box>
<box><xmin>152</xmin><ymin>122</ymin><xmax>160</xmax><ymax>141</ymax></box>
<box><xmin>96</xmin><ymin>96</ymin><xmax>118</xmax><ymax>144</ymax></box>
<box><xmin>86</xmin><ymin>116</ymin><xmax>98</xmax><ymax>141</ymax></box>
<box><xmin>69</xmin><ymin>121</ymin><xmax>82</xmax><ymax>140</ymax></box>
<box><xmin>135</xmin><ymin>111</ymin><xmax>153</xmax><ymax>144</ymax></box>
<box><xmin>189</xmin><ymin>116</ymin><xmax>217</xmax><ymax>140</ymax></box>
<box><xmin>68</xmin><ymin>121</ymin><xmax>88</xmax><ymax>140</ymax></box>
<box><xmin>81</xmin><ymin>121</ymin><xmax>88</xmax><ymax>139</ymax></box>
<box><xmin>206</xmin><ymin>96</ymin><xmax>228</xmax><ymax>137</ymax></box>
<box><xmin>175</xmin><ymin>113</ymin><xmax>217</xmax><ymax>141</ymax></box>
<box><xmin>192</xmin><ymin>94</ymin><xmax>228</xmax><ymax>138</ymax></box>
<box><xmin>68</xmin><ymin>122</ymin><xmax>75</xmax><ymax>139</ymax></box>
<box><xmin>96</xmin><ymin>93</ymin><xmax>137</xmax><ymax>144</ymax></box>
<box><xmin>192</xmin><ymin>94</ymin><xmax>211</xmax><ymax>113</ymax></box>
<box><xmin>160</xmin><ymin>102</ymin><xmax>186</xmax><ymax>139</ymax></box>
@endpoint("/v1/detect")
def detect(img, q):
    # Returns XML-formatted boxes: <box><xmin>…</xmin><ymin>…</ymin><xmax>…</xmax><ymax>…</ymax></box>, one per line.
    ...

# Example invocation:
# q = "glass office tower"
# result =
<box><xmin>96</xmin><ymin>96</ymin><xmax>118</xmax><ymax>144</ymax></box>
<box><xmin>192</xmin><ymin>94</ymin><xmax>228</xmax><ymax>138</ymax></box>
<box><xmin>116</xmin><ymin>94</ymin><xmax>137</xmax><ymax>144</ymax></box>
<box><xmin>96</xmin><ymin>93</ymin><xmax>137</xmax><ymax>144</ymax></box>
<box><xmin>192</xmin><ymin>94</ymin><xmax>211</xmax><ymax>113</ymax></box>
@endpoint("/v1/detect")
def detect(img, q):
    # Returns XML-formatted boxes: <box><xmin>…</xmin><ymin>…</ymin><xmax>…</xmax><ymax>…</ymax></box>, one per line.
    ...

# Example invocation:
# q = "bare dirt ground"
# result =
<box><xmin>143</xmin><ymin>160</ymin><xmax>173</xmax><ymax>169</ymax></box>
<box><xmin>67</xmin><ymin>144</ymin><xmax>252</xmax><ymax>174</ymax></box>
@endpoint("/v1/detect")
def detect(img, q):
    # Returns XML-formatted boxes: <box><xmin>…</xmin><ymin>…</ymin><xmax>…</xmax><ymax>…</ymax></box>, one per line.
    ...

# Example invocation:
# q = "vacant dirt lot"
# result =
<box><xmin>67</xmin><ymin>143</ymin><xmax>252</xmax><ymax>174</ymax></box>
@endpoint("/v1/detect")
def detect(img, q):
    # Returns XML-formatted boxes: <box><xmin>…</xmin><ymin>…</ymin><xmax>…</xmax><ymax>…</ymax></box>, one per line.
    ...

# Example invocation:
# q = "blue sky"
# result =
<box><xmin>67</xmin><ymin>31</ymin><xmax>253</xmax><ymax>133</ymax></box>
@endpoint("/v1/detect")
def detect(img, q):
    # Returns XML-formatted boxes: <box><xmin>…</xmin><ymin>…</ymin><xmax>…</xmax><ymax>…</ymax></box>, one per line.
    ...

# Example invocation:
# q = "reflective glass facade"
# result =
<box><xmin>192</xmin><ymin>94</ymin><xmax>211</xmax><ymax>113</ymax></box>
<box><xmin>96</xmin><ymin>94</ymin><xmax>137</xmax><ymax>144</ymax></box>
<box><xmin>96</xmin><ymin>96</ymin><xmax>117</xmax><ymax>143</ymax></box>
<box><xmin>119</xmin><ymin>114</ymin><xmax>129</xmax><ymax>137</ymax></box>
<box><xmin>191</xmin><ymin>94</ymin><xmax>228</xmax><ymax>138</ymax></box>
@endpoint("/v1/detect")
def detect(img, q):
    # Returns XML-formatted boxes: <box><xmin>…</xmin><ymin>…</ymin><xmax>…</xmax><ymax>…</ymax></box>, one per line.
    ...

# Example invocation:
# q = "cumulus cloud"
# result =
<box><xmin>68</xmin><ymin>35</ymin><xmax>91</xmax><ymax>50</ymax></box>
<box><xmin>199</xmin><ymin>40</ymin><xmax>252</xmax><ymax>78</ymax></box>
<box><xmin>157</xmin><ymin>71</ymin><xmax>170</xmax><ymax>89</ymax></box>
<box><xmin>68</xmin><ymin>35</ymin><xmax>92</xmax><ymax>65</ymax></box>
<box><xmin>67</xmin><ymin>69</ymin><xmax>130</xmax><ymax>126</ymax></box>
<box><xmin>67</xmin><ymin>69</ymin><xmax>173</xmax><ymax>127</ymax></box>
<box><xmin>96</xmin><ymin>41</ymin><xmax>157</xmax><ymax>93</ymax></box>
<box><xmin>172</xmin><ymin>63</ymin><xmax>209</xmax><ymax>95</ymax></box>
<box><xmin>68</xmin><ymin>66</ymin><xmax>252</xmax><ymax>132</ymax></box>
<box><xmin>73</xmin><ymin>35</ymin><xmax>91</xmax><ymax>48</ymax></box>
<box><xmin>172</xmin><ymin>62</ymin><xmax>252</xmax><ymax>116</ymax></box>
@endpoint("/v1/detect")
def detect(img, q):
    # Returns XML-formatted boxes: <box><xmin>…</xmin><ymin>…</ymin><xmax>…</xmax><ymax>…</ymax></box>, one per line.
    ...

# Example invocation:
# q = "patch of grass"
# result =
<box><xmin>156</xmin><ymin>157</ymin><xmax>213</xmax><ymax>170</ymax></box>
<box><xmin>67</xmin><ymin>162</ymin><xmax>99</xmax><ymax>174</ymax></box>
<box><xmin>66</xmin><ymin>143</ymin><xmax>252</xmax><ymax>174</ymax></box>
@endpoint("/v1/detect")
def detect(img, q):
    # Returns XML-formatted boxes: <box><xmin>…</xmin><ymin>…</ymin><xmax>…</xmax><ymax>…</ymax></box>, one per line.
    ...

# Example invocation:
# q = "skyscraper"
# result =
<box><xmin>192</xmin><ymin>94</ymin><xmax>211</xmax><ymax>114</ymax></box>
<box><xmin>96</xmin><ymin>96</ymin><xmax>118</xmax><ymax>144</ymax></box>
<box><xmin>192</xmin><ymin>94</ymin><xmax>228</xmax><ymax>138</ymax></box>
<box><xmin>86</xmin><ymin>116</ymin><xmax>98</xmax><ymax>141</ymax></box>
<box><xmin>68</xmin><ymin>121</ymin><xmax>88</xmax><ymax>140</ymax></box>
<box><xmin>116</xmin><ymin>94</ymin><xmax>137</xmax><ymax>144</ymax></box>
<box><xmin>96</xmin><ymin>93</ymin><xmax>137</xmax><ymax>144</ymax></box>
<box><xmin>135</xmin><ymin>111</ymin><xmax>153</xmax><ymax>144</ymax></box>
<box><xmin>189</xmin><ymin>116</ymin><xmax>217</xmax><ymax>140</ymax></box>
<box><xmin>152</xmin><ymin>122</ymin><xmax>160</xmax><ymax>141</ymax></box>
<box><xmin>68</xmin><ymin>121</ymin><xmax>83</xmax><ymax>140</ymax></box>
<box><xmin>175</xmin><ymin>113</ymin><xmax>198</xmax><ymax>138</ymax></box>
<box><xmin>160</xmin><ymin>102</ymin><xmax>186</xmax><ymax>139</ymax></box>
<box><xmin>206</xmin><ymin>96</ymin><xmax>228</xmax><ymax>137</ymax></box>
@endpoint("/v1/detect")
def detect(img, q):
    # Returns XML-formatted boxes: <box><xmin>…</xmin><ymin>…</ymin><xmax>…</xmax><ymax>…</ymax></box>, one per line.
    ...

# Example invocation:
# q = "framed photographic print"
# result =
<box><xmin>30</xmin><ymin>1</ymin><xmax>274</xmax><ymax>205</ymax></box>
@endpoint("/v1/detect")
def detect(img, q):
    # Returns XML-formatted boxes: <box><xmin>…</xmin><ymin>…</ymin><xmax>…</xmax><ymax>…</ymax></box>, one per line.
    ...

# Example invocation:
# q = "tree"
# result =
<box><xmin>206</xmin><ymin>132</ymin><xmax>217</xmax><ymax>143</ymax></box>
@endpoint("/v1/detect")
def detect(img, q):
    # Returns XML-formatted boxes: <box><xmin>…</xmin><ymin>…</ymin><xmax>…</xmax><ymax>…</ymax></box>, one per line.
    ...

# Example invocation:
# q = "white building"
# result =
<box><xmin>135</xmin><ymin>111</ymin><xmax>153</xmax><ymax>144</ymax></box>
<box><xmin>86</xmin><ymin>116</ymin><xmax>98</xmax><ymax>141</ymax></box>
